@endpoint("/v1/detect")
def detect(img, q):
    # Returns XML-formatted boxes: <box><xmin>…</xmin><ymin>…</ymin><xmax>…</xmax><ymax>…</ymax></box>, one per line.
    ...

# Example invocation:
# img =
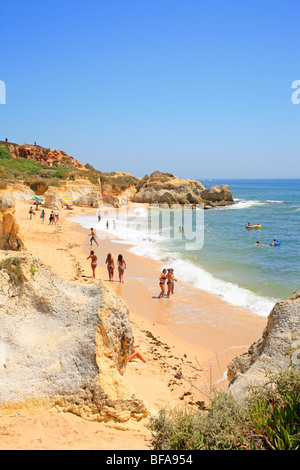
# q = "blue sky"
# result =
<box><xmin>1</xmin><ymin>0</ymin><xmax>299</xmax><ymax>179</ymax></box>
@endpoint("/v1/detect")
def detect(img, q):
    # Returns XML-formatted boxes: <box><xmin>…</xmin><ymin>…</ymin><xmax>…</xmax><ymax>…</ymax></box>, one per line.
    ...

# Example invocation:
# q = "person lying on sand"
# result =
<box><xmin>105</xmin><ymin>253</ymin><xmax>114</xmax><ymax>281</ymax></box>
<box><xmin>87</xmin><ymin>250</ymin><xmax>97</xmax><ymax>279</ymax></box>
<box><xmin>128</xmin><ymin>345</ymin><xmax>147</xmax><ymax>363</ymax></box>
<box><xmin>158</xmin><ymin>269</ymin><xmax>167</xmax><ymax>298</ymax></box>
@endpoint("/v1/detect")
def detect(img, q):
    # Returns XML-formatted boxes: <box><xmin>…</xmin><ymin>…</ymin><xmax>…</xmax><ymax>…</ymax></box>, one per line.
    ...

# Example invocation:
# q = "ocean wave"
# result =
<box><xmin>71</xmin><ymin>210</ymin><xmax>277</xmax><ymax>318</ymax></box>
<box><xmin>221</xmin><ymin>198</ymin><xmax>285</xmax><ymax>210</ymax></box>
<box><xmin>130</xmin><ymin>244</ymin><xmax>277</xmax><ymax>317</ymax></box>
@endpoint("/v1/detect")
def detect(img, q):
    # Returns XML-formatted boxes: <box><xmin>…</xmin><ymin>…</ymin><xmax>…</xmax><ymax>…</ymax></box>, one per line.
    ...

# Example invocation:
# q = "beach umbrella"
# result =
<box><xmin>63</xmin><ymin>196</ymin><xmax>72</xmax><ymax>201</ymax></box>
<box><xmin>32</xmin><ymin>196</ymin><xmax>43</xmax><ymax>202</ymax></box>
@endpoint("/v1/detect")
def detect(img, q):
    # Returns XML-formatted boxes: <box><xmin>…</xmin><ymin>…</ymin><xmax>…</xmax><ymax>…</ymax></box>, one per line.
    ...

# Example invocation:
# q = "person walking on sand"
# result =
<box><xmin>105</xmin><ymin>253</ymin><xmax>115</xmax><ymax>281</ymax></box>
<box><xmin>40</xmin><ymin>210</ymin><xmax>45</xmax><ymax>222</ymax></box>
<box><xmin>29</xmin><ymin>206</ymin><xmax>34</xmax><ymax>220</ymax></box>
<box><xmin>89</xmin><ymin>228</ymin><xmax>98</xmax><ymax>247</ymax></box>
<box><xmin>87</xmin><ymin>250</ymin><xmax>97</xmax><ymax>279</ymax></box>
<box><xmin>54</xmin><ymin>210</ymin><xmax>59</xmax><ymax>222</ymax></box>
<box><xmin>49</xmin><ymin>211</ymin><xmax>55</xmax><ymax>225</ymax></box>
<box><xmin>158</xmin><ymin>269</ymin><xmax>167</xmax><ymax>298</ymax></box>
<box><xmin>117</xmin><ymin>254</ymin><xmax>126</xmax><ymax>283</ymax></box>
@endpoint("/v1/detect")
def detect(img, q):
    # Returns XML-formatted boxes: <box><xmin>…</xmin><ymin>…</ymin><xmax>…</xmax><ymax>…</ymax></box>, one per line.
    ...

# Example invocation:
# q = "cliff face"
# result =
<box><xmin>0</xmin><ymin>255</ymin><xmax>148</xmax><ymax>426</ymax></box>
<box><xmin>2</xmin><ymin>142</ymin><xmax>85</xmax><ymax>169</ymax></box>
<box><xmin>227</xmin><ymin>292</ymin><xmax>300</xmax><ymax>396</ymax></box>
<box><xmin>44</xmin><ymin>179</ymin><xmax>102</xmax><ymax>208</ymax></box>
<box><xmin>0</xmin><ymin>190</ymin><xmax>24</xmax><ymax>251</ymax></box>
<box><xmin>131</xmin><ymin>171</ymin><xmax>234</xmax><ymax>207</ymax></box>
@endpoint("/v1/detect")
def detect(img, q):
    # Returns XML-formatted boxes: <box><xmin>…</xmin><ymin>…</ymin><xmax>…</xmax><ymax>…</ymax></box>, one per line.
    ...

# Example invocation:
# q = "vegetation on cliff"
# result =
<box><xmin>149</xmin><ymin>368</ymin><xmax>300</xmax><ymax>450</ymax></box>
<box><xmin>0</xmin><ymin>143</ymin><xmax>139</xmax><ymax>194</ymax></box>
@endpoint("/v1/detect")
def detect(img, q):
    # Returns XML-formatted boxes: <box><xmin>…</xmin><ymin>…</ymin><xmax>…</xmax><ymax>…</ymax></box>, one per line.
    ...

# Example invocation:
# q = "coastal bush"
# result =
<box><xmin>149</xmin><ymin>369</ymin><xmax>300</xmax><ymax>450</ymax></box>
<box><xmin>0</xmin><ymin>257</ymin><xmax>25</xmax><ymax>285</ymax></box>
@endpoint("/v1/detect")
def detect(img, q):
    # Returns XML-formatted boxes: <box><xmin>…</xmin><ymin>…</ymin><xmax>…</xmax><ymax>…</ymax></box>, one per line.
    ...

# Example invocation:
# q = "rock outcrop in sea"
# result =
<box><xmin>132</xmin><ymin>171</ymin><xmax>234</xmax><ymax>207</ymax></box>
<box><xmin>0</xmin><ymin>255</ymin><xmax>148</xmax><ymax>427</ymax></box>
<box><xmin>227</xmin><ymin>292</ymin><xmax>300</xmax><ymax>396</ymax></box>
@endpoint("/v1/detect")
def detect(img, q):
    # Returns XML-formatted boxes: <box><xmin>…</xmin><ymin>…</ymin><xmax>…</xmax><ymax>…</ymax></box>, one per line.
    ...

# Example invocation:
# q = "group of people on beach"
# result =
<box><xmin>158</xmin><ymin>268</ymin><xmax>177</xmax><ymax>299</ymax></box>
<box><xmin>29</xmin><ymin>206</ymin><xmax>59</xmax><ymax>224</ymax></box>
<box><xmin>87</xmin><ymin>250</ymin><xmax>127</xmax><ymax>282</ymax></box>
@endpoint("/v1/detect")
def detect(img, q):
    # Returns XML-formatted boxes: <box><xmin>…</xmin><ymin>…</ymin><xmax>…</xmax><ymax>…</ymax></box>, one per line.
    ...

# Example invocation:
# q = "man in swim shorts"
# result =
<box><xmin>89</xmin><ymin>228</ymin><xmax>98</xmax><ymax>247</ymax></box>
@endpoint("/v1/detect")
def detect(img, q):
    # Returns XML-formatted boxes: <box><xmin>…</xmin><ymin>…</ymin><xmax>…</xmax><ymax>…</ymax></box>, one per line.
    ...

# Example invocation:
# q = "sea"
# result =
<box><xmin>70</xmin><ymin>179</ymin><xmax>300</xmax><ymax>318</ymax></box>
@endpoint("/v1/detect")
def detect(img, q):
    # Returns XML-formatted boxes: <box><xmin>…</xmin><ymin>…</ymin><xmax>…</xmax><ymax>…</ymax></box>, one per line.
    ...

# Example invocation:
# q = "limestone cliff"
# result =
<box><xmin>227</xmin><ymin>292</ymin><xmax>300</xmax><ymax>397</ymax></box>
<box><xmin>0</xmin><ymin>255</ymin><xmax>148</xmax><ymax>426</ymax></box>
<box><xmin>131</xmin><ymin>171</ymin><xmax>234</xmax><ymax>207</ymax></box>
<box><xmin>0</xmin><ymin>189</ymin><xmax>24</xmax><ymax>251</ymax></box>
<box><xmin>44</xmin><ymin>179</ymin><xmax>102</xmax><ymax>209</ymax></box>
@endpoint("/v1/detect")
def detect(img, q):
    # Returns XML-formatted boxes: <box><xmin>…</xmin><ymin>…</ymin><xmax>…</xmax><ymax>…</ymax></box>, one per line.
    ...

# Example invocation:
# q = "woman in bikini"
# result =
<box><xmin>117</xmin><ymin>254</ymin><xmax>126</xmax><ymax>283</ymax></box>
<box><xmin>167</xmin><ymin>269</ymin><xmax>177</xmax><ymax>297</ymax></box>
<box><xmin>158</xmin><ymin>269</ymin><xmax>167</xmax><ymax>298</ymax></box>
<box><xmin>105</xmin><ymin>253</ymin><xmax>114</xmax><ymax>281</ymax></box>
<box><xmin>170</xmin><ymin>268</ymin><xmax>177</xmax><ymax>295</ymax></box>
<box><xmin>87</xmin><ymin>250</ymin><xmax>97</xmax><ymax>279</ymax></box>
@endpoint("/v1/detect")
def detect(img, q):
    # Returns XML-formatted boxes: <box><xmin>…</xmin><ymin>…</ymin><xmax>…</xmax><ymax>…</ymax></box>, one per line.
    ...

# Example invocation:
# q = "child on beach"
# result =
<box><xmin>158</xmin><ymin>269</ymin><xmax>167</xmax><ymax>298</ymax></box>
<box><xmin>87</xmin><ymin>250</ymin><xmax>97</xmax><ymax>279</ymax></box>
<box><xmin>40</xmin><ymin>210</ymin><xmax>45</xmax><ymax>222</ymax></box>
<box><xmin>105</xmin><ymin>253</ymin><xmax>115</xmax><ymax>281</ymax></box>
<box><xmin>89</xmin><ymin>228</ymin><xmax>98</xmax><ymax>247</ymax></box>
<box><xmin>117</xmin><ymin>254</ymin><xmax>126</xmax><ymax>283</ymax></box>
<box><xmin>29</xmin><ymin>207</ymin><xmax>34</xmax><ymax>220</ymax></box>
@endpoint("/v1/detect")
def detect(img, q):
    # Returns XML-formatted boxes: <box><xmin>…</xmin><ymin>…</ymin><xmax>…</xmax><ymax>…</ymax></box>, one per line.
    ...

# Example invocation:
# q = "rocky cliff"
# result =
<box><xmin>227</xmin><ymin>292</ymin><xmax>300</xmax><ymax>397</ymax></box>
<box><xmin>1</xmin><ymin>142</ymin><xmax>85</xmax><ymax>169</ymax></box>
<box><xmin>0</xmin><ymin>189</ymin><xmax>25</xmax><ymax>251</ymax></box>
<box><xmin>43</xmin><ymin>179</ymin><xmax>102</xmax><ymax>209</ymax></box>
<box><xmin>0</xmin><ymin>255</ymin><xmax>148</xmax><ymax>426</ymax></box>
<box><xmin>131</xmin><ymin>171</ymin><xmax>234</xmax><ymax>207</ymax></box>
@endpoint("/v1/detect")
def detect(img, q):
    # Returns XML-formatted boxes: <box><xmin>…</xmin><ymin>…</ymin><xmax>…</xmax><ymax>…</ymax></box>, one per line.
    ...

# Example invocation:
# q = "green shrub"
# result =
<box><xmin>149</xmin><ymin>369</ymin><xmax>300</xmax><ymax>450</ymax></box>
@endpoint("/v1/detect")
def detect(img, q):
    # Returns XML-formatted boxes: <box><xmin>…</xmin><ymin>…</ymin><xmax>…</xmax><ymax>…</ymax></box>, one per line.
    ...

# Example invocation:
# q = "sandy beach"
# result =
<box><xmin>0</xmin><ymin>200</ymin><xmax>267</xmax><ymax>450</ymax></box>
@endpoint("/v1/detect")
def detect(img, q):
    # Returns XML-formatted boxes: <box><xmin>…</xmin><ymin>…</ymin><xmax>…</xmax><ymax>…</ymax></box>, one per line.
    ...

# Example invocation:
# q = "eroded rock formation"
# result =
<box><xmin>0</xmin><ymin>255</ymin><xmax>148</xmax><ymax>426</ymax></box>
<box><xmin>4</xmin><ymin>143</ymin><xmax>85</xmax><ymax>169</ymax></box>
<box><xmin>0</xmin><ymin>190</ymin><xmax>24</xmax><ymax>251</ymax></box>
<box><xmin>132</xmin><ymin>171</ymin><xmax>234</xmax><ymax>207</ymax></box>
<box><xmin>43</xmin><ymin>179</ymin><xmax>102</xmax><ymax>209</ymax></box>
<box><xmin>227</xmin><ymin>292</ymin><xmax>300</xmax><ymax>397</ymax></box>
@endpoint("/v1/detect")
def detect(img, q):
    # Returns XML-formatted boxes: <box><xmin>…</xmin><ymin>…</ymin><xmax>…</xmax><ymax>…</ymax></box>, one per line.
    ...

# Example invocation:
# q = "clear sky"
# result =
<box><xmin>1</xmin><ymin>0</ymin><xmax>299</xmax><ymax>179</ymax></box>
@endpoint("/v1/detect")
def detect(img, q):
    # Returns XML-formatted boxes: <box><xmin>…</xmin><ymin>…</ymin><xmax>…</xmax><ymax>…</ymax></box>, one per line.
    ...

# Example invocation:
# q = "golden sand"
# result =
<box><xmin>0</xmin><ymin>201</ymin><xmax>267</xmax><ymax>450</ymax></box>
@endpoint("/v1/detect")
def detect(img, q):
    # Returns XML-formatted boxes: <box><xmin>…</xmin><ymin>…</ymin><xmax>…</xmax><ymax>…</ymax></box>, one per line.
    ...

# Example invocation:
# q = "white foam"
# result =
<box><xmin>70</xmin><ymin>208</ymin><xmax>277</xmax><ymax>317</ymax></box>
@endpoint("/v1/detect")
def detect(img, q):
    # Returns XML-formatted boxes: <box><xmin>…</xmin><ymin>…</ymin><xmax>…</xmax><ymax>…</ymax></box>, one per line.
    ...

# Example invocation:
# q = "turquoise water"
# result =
<box><xmin>72</xmin><ymin>179</ymin><xmax>300</xmax><ymax>317</ymax></box>
<box><xmin>160</xmin><ymin>179</ymin><xmax>300</xmax><ymax>305</ymax></box>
